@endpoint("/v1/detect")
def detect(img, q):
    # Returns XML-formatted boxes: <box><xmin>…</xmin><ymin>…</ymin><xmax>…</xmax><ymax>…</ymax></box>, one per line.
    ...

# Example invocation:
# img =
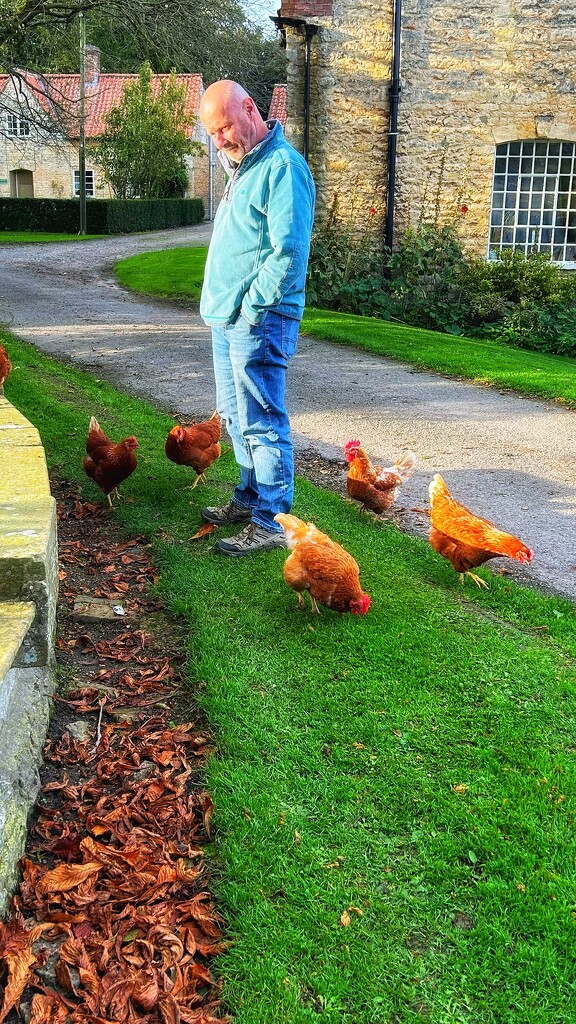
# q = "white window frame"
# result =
<box><xmin>73</xmin><ymin>169</ymin><xmax>95</xmax><ymax>198</ymax></box>
<box><xmin>4</xmin><ymin>113</ymin><xmax>31</xmax><ymax>138</ymax></box>
<box><xmin>488</xmin><ymin>139</ymin><xmax>576</xmax><ymax>270</ymax></box>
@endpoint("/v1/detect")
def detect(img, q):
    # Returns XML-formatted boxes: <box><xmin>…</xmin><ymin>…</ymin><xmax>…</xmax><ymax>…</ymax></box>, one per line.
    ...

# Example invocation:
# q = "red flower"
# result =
<box><xmin>369</xmin><ymin>206</ymin><xmax>377</xmax><ymax>216</ymax></box>
<box><xmin>460</xmin><ymin>204</ymin><xmax>469</xmax><ymax>215</ymax></box>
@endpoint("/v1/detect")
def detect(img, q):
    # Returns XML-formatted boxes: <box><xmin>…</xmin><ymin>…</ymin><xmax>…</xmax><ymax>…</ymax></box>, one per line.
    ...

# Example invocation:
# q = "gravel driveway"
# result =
<box><xmin>1</xmin><ymin>226</ymin><xmax>575</xmax><ymax>601</ymax></box>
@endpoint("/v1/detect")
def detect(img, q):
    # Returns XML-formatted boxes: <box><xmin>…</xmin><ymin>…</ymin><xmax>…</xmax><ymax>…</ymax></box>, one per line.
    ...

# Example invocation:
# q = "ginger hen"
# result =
<box><xmin>274</xmin><ymin>513</ymin><xmax>371</xmax><ymax>615</ymax></box>
<box><xmin>0</xmin><ymin>344</ymin><xmax>11</xmax><ymax>391</ymax></box>
<box><xmin>344</xmin><ymin>440</ymin><xmax>415</xmax><ymax>514</ymax></box>
<box><xmin>83</xmin><ymin>417</ymin><xmax>138</xmax><ymax>507</ymax></box>
<box><xmin>429</xmin><ymin>474</ymin><xmax>533</xmax><ymax>588</ymax></box>
<box><xmin>165</xmin><ymin>411</ymin><xmax>221</xmax><ymax>488</ymax></box>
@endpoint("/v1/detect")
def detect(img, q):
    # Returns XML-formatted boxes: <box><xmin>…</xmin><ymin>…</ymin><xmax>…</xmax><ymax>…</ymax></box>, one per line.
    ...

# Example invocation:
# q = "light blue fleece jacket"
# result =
<box><xmin>200</xmin><ymin>120</ymin><xmax>315</xmax><ymax>326</ymax></box>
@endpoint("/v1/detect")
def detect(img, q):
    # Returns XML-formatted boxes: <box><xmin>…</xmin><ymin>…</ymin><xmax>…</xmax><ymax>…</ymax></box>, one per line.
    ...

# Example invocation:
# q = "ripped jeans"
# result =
<box><xmin>212</xmin><ymin>310</ymin><xmax>300</xmax><ymax>533</ymax></box>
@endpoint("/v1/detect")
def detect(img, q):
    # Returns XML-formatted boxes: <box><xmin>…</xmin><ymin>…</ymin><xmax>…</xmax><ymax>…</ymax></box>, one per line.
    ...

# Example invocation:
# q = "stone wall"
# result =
<box><xmin>0</xmin><ymin>394</ymin><xmax>58</xmax><ymax>918</ymax></box>
<box><xmin>280</xmin><ymin>0</ymin><xmax>576</xmax><ymax>255</ymax></box>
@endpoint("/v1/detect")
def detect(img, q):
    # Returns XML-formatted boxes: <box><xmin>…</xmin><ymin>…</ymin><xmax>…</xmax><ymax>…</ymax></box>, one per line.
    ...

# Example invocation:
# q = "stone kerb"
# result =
<box><xmin>0</xmin><ymin>393</ymin><xmax>58</xmax><ymax>918</ymax></box>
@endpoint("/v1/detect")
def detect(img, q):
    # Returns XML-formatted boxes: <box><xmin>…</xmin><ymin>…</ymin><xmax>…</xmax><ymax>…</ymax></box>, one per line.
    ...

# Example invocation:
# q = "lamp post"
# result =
<box><xmin>78</xmin><ymin>11</ymin><xmax>87</xmax><ymax>235</ymax></box>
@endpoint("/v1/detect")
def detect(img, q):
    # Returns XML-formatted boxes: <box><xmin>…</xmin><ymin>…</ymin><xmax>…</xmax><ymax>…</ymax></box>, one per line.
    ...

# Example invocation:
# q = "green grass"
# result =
<box><xmin>4</xmin><ymin>328</ymin><xmax>576</xmax><ymax>1023</ymax></box>
<box><xmin>115</xmin><ymin>245</ymin><xmax>208</xmax><ymax>302</ymax></box>
<box><xmin>114</xmin><ymin>246</ymin><xmax>576</xmax><ymax>407</ymax></box>
<box><xmin>0</xmin><ymin>231</ymin><xmax>105</xmax><ymax>243</ymax></box>
<box><xmin>301</xmin><ymin>308</ymin><xmax>576</xmax><ymax>408</ymax></box>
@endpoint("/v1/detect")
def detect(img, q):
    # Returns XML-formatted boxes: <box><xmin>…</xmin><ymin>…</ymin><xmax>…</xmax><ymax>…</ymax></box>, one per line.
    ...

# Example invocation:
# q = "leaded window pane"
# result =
<box><xmin>488</xmin><ymin>139</ymin><xmax>576</xmax><ymax>265</ymax></box>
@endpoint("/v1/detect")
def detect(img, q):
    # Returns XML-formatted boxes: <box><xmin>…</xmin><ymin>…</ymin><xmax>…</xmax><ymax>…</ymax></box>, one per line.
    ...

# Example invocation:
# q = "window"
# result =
<box><xmin>489</xmin><ymin>140</ymin><xmax>576</xmax><ymax>267</ymax></box>
<box><xmin>73</xmin><ymin>169</ymin><xmax>95</xmax><ymax>197</ymax></box>
<box><xmin>4</xmin><ymin>113</ymin><xmax>30</xmax><ymax>137</ymax></box>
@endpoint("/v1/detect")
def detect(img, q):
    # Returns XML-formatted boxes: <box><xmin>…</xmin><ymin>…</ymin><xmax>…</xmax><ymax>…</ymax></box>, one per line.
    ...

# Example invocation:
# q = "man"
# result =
<box><xmin>198</xmin><ymin>80</ymin><xmax>315</xmax><ymax>556</ymax></box>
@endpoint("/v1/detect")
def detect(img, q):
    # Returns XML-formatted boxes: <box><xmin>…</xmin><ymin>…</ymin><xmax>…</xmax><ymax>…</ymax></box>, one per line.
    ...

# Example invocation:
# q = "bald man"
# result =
<box><xmin>199</xmin><ymin>80</ymin><xmax>315</xmax><ymax>556</ymax></box>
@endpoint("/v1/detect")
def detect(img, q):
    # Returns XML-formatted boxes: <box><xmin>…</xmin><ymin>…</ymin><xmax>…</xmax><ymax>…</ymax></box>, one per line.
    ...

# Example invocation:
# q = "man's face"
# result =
<box><xmin>201</xmin><ymin>97</ymin><xmax>258</xmax><ymax>163</ymax></box>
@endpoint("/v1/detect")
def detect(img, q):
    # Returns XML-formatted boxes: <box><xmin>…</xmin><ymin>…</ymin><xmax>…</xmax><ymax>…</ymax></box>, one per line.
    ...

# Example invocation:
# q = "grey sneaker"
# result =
<box><xmin>201</xmin><ymin>499</ymin><xmax>252</xmax><ymax>526</ymax></box>
<box><xmin>215</xmin><ymin>522</ymin><xmax>287</xmax><ymax>557</ymax></box>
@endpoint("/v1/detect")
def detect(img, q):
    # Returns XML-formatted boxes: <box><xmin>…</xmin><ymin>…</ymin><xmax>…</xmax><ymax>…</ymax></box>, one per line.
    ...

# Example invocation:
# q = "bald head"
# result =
<box><xmin>200</xmin><ymin>80</ymin><xmax>249</xmax><ymax>120</ymax></box>
<box><xmin>199</xmin><ymin>79</ymin><xmax>269</xmax><ymax>162</ymax></box>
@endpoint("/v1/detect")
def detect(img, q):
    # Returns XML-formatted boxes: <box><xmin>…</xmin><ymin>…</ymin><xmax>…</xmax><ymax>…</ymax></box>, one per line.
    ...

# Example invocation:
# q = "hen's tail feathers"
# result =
<box><xmin>394</xmin><ymin>449</ymin><xmax>416</xmax><ymax>481</ymax></box>
<box><xmin>429</xmin><ymin>474</ymin><xmax>534</xmax><ymax>564</ymax></box>
<box><xmin>86</xmin><ymin>416</ymin><xmax>113</xmax><ymax>454</ymax></box>
<box><xmin>429</xmin><ymin>473</ymin><xmax>450</xmax><ymax>506</ymax></box>
<box><xmin>210</xmin><ymin>409</ymin><xmax>220</xmax><ymax>421</ymax></box>
<box><xmin>274</xmin><ymin>512</ymin><xmax>306</xmax><ymax>540</ymax></box>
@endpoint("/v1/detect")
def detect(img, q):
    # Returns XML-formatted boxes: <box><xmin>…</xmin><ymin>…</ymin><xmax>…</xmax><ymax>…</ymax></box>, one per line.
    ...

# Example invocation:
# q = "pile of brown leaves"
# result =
<box><xmin>0</xmin><ymin>490</ymin><xmax>229</xmax><ymax>1024</ymax></box>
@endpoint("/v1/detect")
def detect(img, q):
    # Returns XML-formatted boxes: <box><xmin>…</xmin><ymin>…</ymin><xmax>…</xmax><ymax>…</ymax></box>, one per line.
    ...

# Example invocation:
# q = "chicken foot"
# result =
<box><xmin>459</xmin><ymin>571</ymin><xmax>489</xmax><ymax>589</ymax></box>
<box><xmin>295</xmin><ymin>591</ymin><xmax>320</xmax><ymax>613</ymax></box>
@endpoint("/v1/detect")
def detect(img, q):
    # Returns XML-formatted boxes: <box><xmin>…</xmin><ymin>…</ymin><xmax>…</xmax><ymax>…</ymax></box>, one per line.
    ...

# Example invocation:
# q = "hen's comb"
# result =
<box><xmin>344</xmin><ymin>439</ymin><xmax>361</xmax><ymax>453</ymax></box>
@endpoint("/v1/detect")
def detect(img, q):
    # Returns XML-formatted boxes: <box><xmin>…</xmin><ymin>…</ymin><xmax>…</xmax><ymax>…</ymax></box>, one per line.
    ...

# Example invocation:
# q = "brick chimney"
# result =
<box><xmin>279</xmin><ymin>0</ymin><xmax>333</xmax><ymax>15</ymax></box>
<box><xmin>85</xmin><ymin>45</ymin><xmax>100</xmax><ymax>90</ymax></box>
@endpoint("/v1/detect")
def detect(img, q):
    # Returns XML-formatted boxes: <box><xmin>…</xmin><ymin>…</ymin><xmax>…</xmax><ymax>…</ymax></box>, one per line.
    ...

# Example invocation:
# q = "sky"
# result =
<box><xmin>243</xmin><ymin>0</ymin><xmax>278</xmax><ymax>35</ymax></box>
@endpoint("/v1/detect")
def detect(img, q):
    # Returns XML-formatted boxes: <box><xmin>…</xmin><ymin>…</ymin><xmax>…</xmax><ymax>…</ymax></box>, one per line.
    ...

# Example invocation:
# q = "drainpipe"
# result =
<box><xmin>271</xmin><ymin>16</ymin><xmax>319</xmax><ymax>163</ymax></box>
<box><xmin>303</xmin><ymin>23</ymin><xmax>319</xmax><ymax>162</ymax></box>
<box><xmin>385</xmin><ymin>0</ymin><xmax>402</xmax><ymax>253</ymax></box>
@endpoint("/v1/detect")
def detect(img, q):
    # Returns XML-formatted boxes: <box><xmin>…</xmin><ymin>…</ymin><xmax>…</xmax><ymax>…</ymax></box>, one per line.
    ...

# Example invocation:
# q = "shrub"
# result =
<box><xmin>306</xmin><ymin>204</ymin><xmax>390</xmax><ymax>317</ymax></box>
<box><xmin>305</xmin><ymin>208</ymin><xmax>576</xmax><ymax>355</ymax></box>
<box><xmin>0</xmin><ymin>197</ymin><xmax>204</xmax><ymax>234</ymax></box>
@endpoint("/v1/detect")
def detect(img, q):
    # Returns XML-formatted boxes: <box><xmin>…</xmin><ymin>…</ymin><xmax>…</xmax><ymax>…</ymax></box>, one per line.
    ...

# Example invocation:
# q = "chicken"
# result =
<box><xmin>0</xmin><ymin>344</ymin><xmax>11</xmax><ymax>391</ymax></box>
<box><xmin>83</xmin><ymin>416</ymin><xmax>138</xmax><ymax>507</ymax></box>
<box><xmin>274</xmin><ymin>513</ymin><xmax>371</xmax><ymax>615</ymax></box>
<box><xmin>165</xmin><ymin>411</ymin><xmax>221</xmax><ymax>488</ymax></box>
<box><xmin>344</xmin><ymin>440</ymin><xmax>415</xmax><ymax>513</ymax></box>
<box><xmin>429</xmin><ymin>473</ymin><xmax>534</xmax><ymax>587</ymax></box>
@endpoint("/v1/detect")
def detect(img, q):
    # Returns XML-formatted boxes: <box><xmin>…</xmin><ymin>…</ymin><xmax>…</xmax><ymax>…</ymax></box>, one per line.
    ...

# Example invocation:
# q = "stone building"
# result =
<box><xmin>0</xmin><ymin>55</ymin><xmax>214</xmax><ymax>211</ymax></box>
<box><xmin>275</xmin><ymin>0</ymin><xmax>576</xmax><ymax>266</ymax></box>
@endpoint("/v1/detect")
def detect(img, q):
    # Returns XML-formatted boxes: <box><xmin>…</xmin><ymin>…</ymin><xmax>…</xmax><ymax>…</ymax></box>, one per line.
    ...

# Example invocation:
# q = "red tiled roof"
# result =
<box><xmin>0</xmin><ymin>72</ymin><xmax>202</xmax><ymax>138</ymax></box>
<box><xmin>268</xmin><ymin>84</ymin><xmax>287</xmax><ymax>127</ymax></box>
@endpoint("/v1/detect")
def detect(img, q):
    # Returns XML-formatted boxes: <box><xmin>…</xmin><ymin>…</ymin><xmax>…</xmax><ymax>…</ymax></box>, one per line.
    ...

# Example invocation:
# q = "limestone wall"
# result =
<box><xmin>281</xmin><ymin>0</ymin><xmax>576</xmax><ymax>255</ymax></box>
<box><xmin>284</xmin><ymin>0</ymin><xmax>392</xmax><ymax>239</ymax></box>
<box><xmin>0</xmin><ymin>394</ymin><xmax>57</xmax><ymax>918</ymax></box>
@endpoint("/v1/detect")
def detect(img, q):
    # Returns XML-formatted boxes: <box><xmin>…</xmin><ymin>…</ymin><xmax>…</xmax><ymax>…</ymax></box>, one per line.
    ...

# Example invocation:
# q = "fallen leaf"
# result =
<box><xmin>36</xmin><ymin>861</ymin><xmax>102</xmax><ymax>895</ymax></box>
<box><xmin>452</xmin><ymin>783</ymin><xmax>469</xmax><ymax>794</ymax></box>
<box><xmin>189</xmin><ymin>523</ymin><xmax>217</xmax><ymax>541</ymax></box>
<box><xmin>339</xmin><ymin>909</ymin><xmax>351</xmax><ymax>927</ymax></box>
<box><xmin>29</xmin><ymin>992</ymin><xmax>68</xmax><ymax>1023</ymax></box>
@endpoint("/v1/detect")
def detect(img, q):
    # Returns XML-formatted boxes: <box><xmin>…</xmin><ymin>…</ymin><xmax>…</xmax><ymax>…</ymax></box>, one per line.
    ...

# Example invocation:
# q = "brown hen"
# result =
<box><xmin>344</xmin><ymin>440</ymin><xmax>415</xmax><ymax>513</ymax></box>
<box><xmin>83</xmin><ymin>416</ymin><xmax>138</xmax><ymax>507</ymax></box>
<box><xmin>274</xmin><ymin>513</ymin><xmax>371</xmax><ymax>615</ymax></box>
<box><xmin>165</xmin><ymin>410</ymin><xmax>221</xmax><ymax>488</ymax></box>
<box><xmin>0</xmin><ymin>344</ymin><xmax>12</xmax><ymax>391</ymax></box>
<box><xmin>429</xmin><ymin>474</ymin><xmax>534</xmax><ymax>587</ymax></box>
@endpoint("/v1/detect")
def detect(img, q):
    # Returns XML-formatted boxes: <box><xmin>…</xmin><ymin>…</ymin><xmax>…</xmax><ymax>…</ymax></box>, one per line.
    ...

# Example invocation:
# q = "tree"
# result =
<box><xmin>94</xmin><ymin>61</ymin><xmax>202</xmax><ymax>198</ymax></box>
<box><xmin>1</xmin><ymin>1</ymin><xmax>285</xmax><ymax>120</ymax></box>
<box><xmin>0</xmin><ymin>0</ymin><xmax>180</xmax><ymax>130</ymax></box>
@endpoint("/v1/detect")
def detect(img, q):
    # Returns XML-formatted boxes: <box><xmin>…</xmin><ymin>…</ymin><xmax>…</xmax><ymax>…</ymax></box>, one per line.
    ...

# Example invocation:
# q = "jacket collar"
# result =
<box><xmin>217</xmin><ymin>119</ymin><xmax>283</xmax><ymax>177</ymax></box>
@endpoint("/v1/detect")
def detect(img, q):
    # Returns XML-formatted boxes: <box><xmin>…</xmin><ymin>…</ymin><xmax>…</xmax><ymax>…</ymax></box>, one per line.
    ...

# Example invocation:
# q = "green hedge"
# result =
<box><xmin>0</xmin><ymin>197</ymin><xmax>205</xmax><ymax>234</ymax></box>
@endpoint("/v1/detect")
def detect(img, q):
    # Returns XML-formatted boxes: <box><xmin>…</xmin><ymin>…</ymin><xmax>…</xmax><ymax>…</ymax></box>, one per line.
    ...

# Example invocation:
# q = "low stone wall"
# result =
<box><xmin>0</xmin><ymin>394</ymin><xmax>58</xmax><ymax>918</ymax></box>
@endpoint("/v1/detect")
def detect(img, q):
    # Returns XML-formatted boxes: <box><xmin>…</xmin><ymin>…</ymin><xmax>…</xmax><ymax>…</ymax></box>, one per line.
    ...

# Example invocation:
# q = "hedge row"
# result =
<box><xmin>0</xmin><ymin>197</ymin><xmax>205</xmax><ymax>234</ymax></box>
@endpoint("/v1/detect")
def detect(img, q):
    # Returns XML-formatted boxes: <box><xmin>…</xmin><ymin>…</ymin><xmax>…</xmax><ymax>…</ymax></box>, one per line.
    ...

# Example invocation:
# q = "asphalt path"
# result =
<box><xmin>1</xmin><ymin>225</ymin><xmax>575</xmax><ymax>601</ymax></box>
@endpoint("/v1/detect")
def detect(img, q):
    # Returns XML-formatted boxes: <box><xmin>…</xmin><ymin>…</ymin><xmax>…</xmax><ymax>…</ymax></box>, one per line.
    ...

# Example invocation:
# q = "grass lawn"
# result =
<box><xmin>114</xmin><ymin>246</ymin><xmax>576</xmax><ymax>408</ymax></box>
<box><xmin>115</xmin><ymin>245</ymin><xmax>208</xmax><ymax>302</ymax></box>
<box><xmin>0</xmin><ymin>231</ymin><xmax>105</xmax><ymax>243</ymax></box>
<box><xmin>3</xmin><ymin>328</ymin><xmax>576</xmax><ymax>1023</ymax></box>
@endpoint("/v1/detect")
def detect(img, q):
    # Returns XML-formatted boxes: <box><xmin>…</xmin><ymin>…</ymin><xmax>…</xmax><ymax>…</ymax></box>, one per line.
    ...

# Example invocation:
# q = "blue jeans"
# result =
<box><xmin>212</xmin><ymin>311</ymin><xmax>300</xmax><ymax>532</ymax></box>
